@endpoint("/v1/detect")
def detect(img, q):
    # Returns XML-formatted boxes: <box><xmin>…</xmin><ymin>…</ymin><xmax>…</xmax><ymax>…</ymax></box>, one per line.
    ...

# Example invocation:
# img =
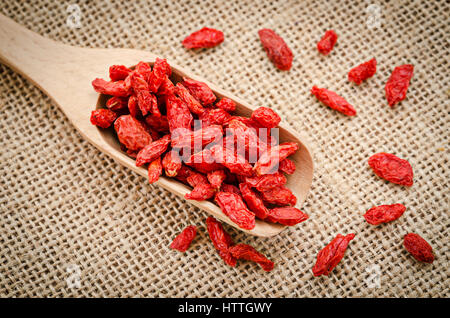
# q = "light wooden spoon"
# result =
<box><xmin>0</xmin><ymin>14</ymin><xmax>313</xmax><ymax>237</ymax></box>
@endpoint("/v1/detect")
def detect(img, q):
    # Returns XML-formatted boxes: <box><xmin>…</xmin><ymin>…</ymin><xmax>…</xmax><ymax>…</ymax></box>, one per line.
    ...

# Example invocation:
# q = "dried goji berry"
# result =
<box><xmin>147</xmin><ymin>157</ymin><xmax>162</xmax><ymax>184</ymax></box>
<box><xmin>368</xmin><ymin>153</ymin><xmax>413</xmax><ymax>186</ymax></box>
<box><xmin>206</xmin><ymin>216</ymin><xmax>236</xmax><ymax>267</ymax></box>
<box><xmin>403</xmin><ymin>233</ymin><xmax>434</xmax><ymax>263</ymax></box>
<box><xmin>182</xmin><ymin>78</ymin><xmax>216</xmax><ymax>106</ymax></box>
<box><xmin>162</xmin><ymin>151</ymin><xmax>182</xmax><ymax>177</ymax></box>
<box><xmin>182</xmin><ymin>27</ymin><xmax>224</xmax><ymax>49</ymax></box>
<box><xmin>90</xmin><ymin>109</ymin><xmax>117</xmax><ymax>128</ymax></box>
<box><xmin>239</xmin><ymin>183</ymin><xmax>269</xmax><ymax>220</ymax></box>
<box><xmin>171</xmin><ymin>125</ymin><xmax>223</xmax><ymax>150</ymax></box>
<box><xmin>165</xmin><ymin>94</ymin><xmax>193</xmax><ymax>133</ymax></box>
<box><xmin>311</xmin><ymin>86</ymin><xmax>356</xmax><ymax>116</ymax></box>
<box><xmin>114</xmin><ymin>115</ymin><xmax>152</xmax><ymax>151</ymax></box>
<box><xmin>134</xmin><ymin>61</ymin><xmax>152</xmax><ymax>84</ymax></box>
<box><xmin>175</xmin><ymin>83</ymin><xmax>205</xmax><ymax>115</ymax></box>
<box><xmin>131</xmin><ymin>74</ymin><xmax>156</xmax><ymax>116</ymax></box>
<box><xmin>279</xmin><ymin>158</ymin><xmax>296</xmax><ymax>175</ymax></box>
<box><xmin>186</xmin><ymin>170</ymin><xmax>209</xmax><ymax>188</ymax></box>
<box><xmin>210</xmin><ymin>144</ymin><xmax>254</xmax><ymax>177</ymax></box>
<box><xmin>135</xmin><ymin>134</ymin><xmax>171</xmax><ymax>167</ymax></box>
<box><xmin>220</xmin><ymin>183</ymin><xmax>241</xmax><ymax>195</ymax></box>
<box><xmin>109</xmin><ymin>65</ymin><xmax>132</xmax><ymax>81</ymax></box>
<box><xmin>251</xmin><ymin>107</ymin><xmax>281</xmax><ymax>129</ymax></box>
<box><xmin>92</xmin><ymin>78</ymin><xmax>131</xmax><ymax>97</ymax></box>
<box><xmin>170</xmin><ymin>225</ymin><xmax>197</xmax><ymax>252</ymax></box>
<box><xmin>348</xmin><ymin>58</ymin><xmax>377</xmax><ymax>85</ymax></box>
<box><xmin>266</xmin><ymin>207</ymin><xmax>308</xmax><ymax>226</ymax></box>
<box><xmin>364</xmin><ymin>203</ymin><xmax>406</xmax><ymax>225</ymax></box>
<box><xmin>185</xmin><ymin>148</ymin><xmax>223</xmax><ymax>174</ymax></box>
<box><xmin>258</xmin><ymin>29</ymin><xmax>293</xmax><ymax>71</ymax></box>
<box><xmin>145</xmin><ymin>114</ymin><xmax>170</xmax><ymax>133</ymax></box>
<box><xmin>106</xmin><ymin>96</ymin><xmax>128</xmax><ymax>112</ymax></box>
<box><xmin>312</xmin><ymin>233</ymin><xmax>355</xmax><ymax>277</ymax></box>
<box><xmin>157</xmin><ymin>76</ymin><xmax>176</xmax><ymax>96</ymax></box>
<box><xmin>174</xmin><ymin>165</ymin><xmax>194</xmax><ymax>184</ymax></box>
<box><xmin>215</xmin><ymin>98</ymin><xmax>236</xmax><ymax>113</ymax></box>
<box><xmin>385</xmin><ymin>64</ymin><xmax>414</xmax><ymax>107</ymax></box>
<box><xmin>207</xmin><ymin>170</ymin><xmax>227</xmax><ymax>190</ymax></box>
<box><xmin>260</xmin><ymin>185</ymin><xmax>297</xmax><ymax>206</ymax></box>
<box><xmin>229</xmin><ymin>244</ymin><xmax>274</xmax><ymax>272</ymax></box>
<box><xmin>317</xmin><ymin>30</ymin><xmax>338</xmax><ymax>55</ymax></box>
<box><xmin>245</xmin><ymin>172</ymin><xmax>287</xmax><ymax>192</ymax></box>
<box><xmin>185</xmin><ymin>182</ymin><xmax>216</xmax><ymax>201</ymax></box>
<box><xmin>254</xmin><ymin>142</ymin><xmax>299</xmax><ymax>176</ymax></box>
<box><xmin>214</xmin><ymin>192</ymin><xmax>255</xmax><ymax>230</ymax></box>
<box><xmin>149</xmin><ymin>58</ymin><xmax>171</xmax><ymax>93</ymax></box>
<box><xmin>127</xmin><ymin>95</ymin><xmax>140</xmax><ymax>118</ymax></box>
<box><xmin>199</xmin><ymin>108</ymin><xmax>232</xmax><ymax>127</ymax></box>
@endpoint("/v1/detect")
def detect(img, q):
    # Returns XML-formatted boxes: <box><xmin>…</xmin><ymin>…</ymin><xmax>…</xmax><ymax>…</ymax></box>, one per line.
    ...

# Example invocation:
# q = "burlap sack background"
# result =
<box><xmin>0</xmin><ymin>0</ymin><xmax>448</xmax><ymax>297</ymax></box>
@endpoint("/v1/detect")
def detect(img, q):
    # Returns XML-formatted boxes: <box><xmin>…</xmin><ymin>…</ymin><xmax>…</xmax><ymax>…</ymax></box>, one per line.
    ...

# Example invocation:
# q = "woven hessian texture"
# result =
<box><xmin>0</xmin><ymin>0</ymin><xmax>448</xmax><ymax>297</ymax></box>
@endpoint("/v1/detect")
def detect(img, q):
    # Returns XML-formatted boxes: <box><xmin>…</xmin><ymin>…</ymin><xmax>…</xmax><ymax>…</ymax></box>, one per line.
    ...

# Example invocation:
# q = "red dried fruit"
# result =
<box><xmin>215</xmin><ymin>98</ymin><xmax>236</xmax><ymax>113</ymax></box>
<box><xmin>114</xmin><ymin>115</ymin><xmax>152</xmax><ymax>151</ymax></box>
<box><xmin>368</xmin><ymin>153</ymin><xmax>414</xmax><ymax>186</ymax></box>
<box><xmin>109</xmin><ymin>65</ymin><xmax>132</xmax><ymax>81</ymax></box>
<box><xmin>149</xmin><ymin>58</ymin><xmax>171</xmax><ymax>93</ymax></box>
<box><xmin>185</xmin><ymin>148</ymin><xmax>223</xmax><ymax>174</ymax></box>
<box><xmin>312</xmin><ymin>233</ymin><xmax>355</xmax><ymax>277</ymax></box>
<box><xmin>229</xmin><ymin>244</ymin><xmax>274</xmax><ymax>272</ymax></box>
<box><xmin>251</xmin><ymin>107</ymin><xmax>281</xmax><ymax>129</ymax></box>
<box><xmin>206</xmin><ymin>216</ymin><xmax>236</xmax><ymax>267</ymax></box>
<box><xmin>92</xmin><ymin>78</ymin><xmax>131</xmax><ymax>97</ymax></box>
<box><xmin>220</xmin><ymin>183</ymin><xmax>241</xmax><ymax>195</ymax></box>
<box><xmin>182</xmin><ymin>27</ymin><xmax>224</xmax><ymax>49</ymax></box>
<box><xmin>207</xmin><ymin>170</ymin><xmax>227</xmax><ymax>190</ymax></box>
<box><xmin>226</xmin><ymin>118</ymin><xmax>268</xmax><ymax>159</ymax></box>
<box><xmin>245</xmin><ymin>172</ymin><xmax>287</xmax><ymax>192</ymax></box>
<box><xmin>162</xmin><ymin>151</ymin><xmax>182</xmax><ymax>177</ymax></box>
<box><xmin>165</xmin><ymin>94</ymin><xmax>193</xmax><ymax>133</ymax></box>
<box><xmin>266</xmin><ymin>207</ymin><xmax>308</xmax><ymax>226</ymax></box>
<box><xmin>348</xmin><ymin>58</ymin><xmax>377</xmax><ymax>85</ymax></box>
<box><xmin>261</xmin><ymin>185</ymin><xmax>297</xmax><ymax>206</ymax></box>
<box><xmin>364</xmin><ymin>204</ymin><xmax>406</xmax><ymax>225</ymax></box>
<box><xmin>279</xmin><ymin>158</ymin><xmax>296</xmax><ymax>175</ymax></box>
<box><xmin>127</xmin><ymin>95</ymin><xmax>140</xmax><ymax>118</ymax></box>
<box><xmin>90</xmin><ymin>109</ymin><xmax>117</xmax><ymax>128</ymax></box>
<box><xmin>182</xmin><ymin>78</ymin><xmax>216</xmax><ymax>106</ymax></box>
<box><xmin>135</xmin><ymin>134</ymin><xmax>171</xmax><ymax>167</ymax></box>
<box><xmin>317</xmin><ymin>30</ymin><xmax>338</xmax><ymax>55</ymax></box>
<box><xmin>239</xmin><ymin>183</ymin><xmax>269</xmax><ymax>219</ymax></box>
<box><xmin>385</xmin><ymin>64</ymin><xmax>414</xmax><ymax>107</ymax></box>
<box><xmin>157</xmin><ymin>76</ymin><xmax>176</xmax><ymax>96</ymax></box>
<box><xmin>254</xmin><ymin>142</ymin><xmax>299</xmax><ymax>176</ymax></box>
<box><xmin>403</xmin><ymin>233</ymin><xmax>434</xmax><ymax>263</ymax></box>
<box><xmin>170</xmin><ymin>225</ymin><xmax>197</xmax><ymax>252</ymax></box>
<box><xmin>171</xmin><ymin>125</ymin><xmax>223</xmax><ymax>150</ymax></box>
<box><xmin>186</xmin><ymin>171</ymin><xmax>209</xmax><ymax>188</ymax></box>
<box><xmin>174</xmin><ymin>165</ymin><xmax>194</xmax><ymax>184</ymax></box>
<box><xmin>210</xmin><ymin>144</ymin><xmax>254</xmax><ymax>177</ymax></box>
<box><xmin>258</xmin><ymin>29</ymin><xmax>293</xmax><ymax>71</ymax></box>
<box><xmin>311</xmin><ymin>86</ymin><xmax>356</xmax><ymax>116</ymax></box>
<box><xmin>145</xmin><ymin>114</ymin><xmax>170</xmax><ymax>133</ymax></box>
<box><xmin>185</xmin><ymin>183</ymin><xmax>216</xmax><ymax>200</ymax></box>
<box><xmin>106</xmin><ymin>96</ymin><xmax>128</xmax><ymax>112</ymax></box>
<box><xmin>214</xmin><ymin>192</ymin><xmax>255</xmax><ymax>230</ymax></box>
<box><xmin>175</xmin><ymin>83</ymin><xmax>205</xmax><ymax>115</ymax></box>
<box><xmin>147</xmin><ymin>157</ymin><xmax>162</xmax><ymax>184</ymax></box>
<box><xmin>134</xmin><ymin>61</ymin><xmax>152</xmax><ymax>84</ymax></box>
<box><xmin>131</xmin><ymin>74</ymin><xmax>156</xmax><ymax>116</ymax></box>
<box><xmin>199</xmin><ymin>108</ymin><xmax>232</xmax><ymax>127</ymax></box>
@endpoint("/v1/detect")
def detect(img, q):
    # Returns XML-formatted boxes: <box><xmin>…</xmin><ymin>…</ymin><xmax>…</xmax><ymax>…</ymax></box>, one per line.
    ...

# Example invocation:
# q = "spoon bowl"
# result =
<box><xmin>0</xmin><ymin>14</ymin><xmax>313</xmax><ymax>236</ymax></box>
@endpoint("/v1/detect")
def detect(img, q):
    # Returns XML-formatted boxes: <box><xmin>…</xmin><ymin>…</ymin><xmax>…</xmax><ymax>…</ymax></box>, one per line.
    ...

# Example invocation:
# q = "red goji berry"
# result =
<box><xmin>311</xmin><ymin>86</ymin><xmax>356</xmax><ymax>116</ymax></box>
<box><xmin>147</xmin><ymin>157</ymin><xmax>162</xmax><ymax>184</ymax></box>
<box><xmin>404</xmin><ymin>233</ymin><xmax>434</xmax><ymax>263</ymax></box>
<box><xmin>90</xmin><ymin>109</ymin><xmax>117</xmax><ymax>128</ymax></box>
<box><xmin>215</xmin><ymin>98</ymin><xmax>236</xmax><ymax>113</ymax></box>
<box><xmin>171</xmin><ymin>125</ymin><xmax>223</xmax><ymax>150</ymax></box>
<box><xmin>162</xmin><ymin>151</ymin><xmax>182</xmax><ymax>177</ymax></box>
<box><xmin>106</xmin><ymin>96</ymin><xmax>128</xmax><ymax>112</ymax></box>
<box><xmin>220</xmin><ymin>183</ymin><xmax>241</xmax><ymax>195</ymax></box>
<box><xmin>165</xmin><ymin>94</ymin><xmax>193</xmax><ymax>133</ymax></box>
<box><xmin>279</xmin><ymin>158</ymin><xmax>296</xmax><ymax>175</ymax></box>
<box><xmin>207</xmin><ymin>170</ymin><xmax>227</xmax><ymax>190</ymax></box>
<box><xmin>245</xmin><ymin>172</ymin><xmax>287</xmax><ymax>192</ymax></box>
<box><xmin>254</xmin><ymin>142</ymin><xmax>299</xmax><ymax>176</ymax></box>
<box><xmin>210</xmin><ymin>144</ymin><xmax>254</xmax><ymax>177</ymax></box>
<box><xmin>131</xmin><ymin>74</ymin><xmax>156</xmax><ymax>116</ymax></box>
<box><xmin>261</xmin><ymin>185</ymin><xmax>297</xmax><ymax>206</ymax></box>
<box><xmin>182</xmin><ymin>78</ymin><xmax>216</xmax><ymax>106</ymax></box>
<box><xmin>174</xmin><ymin>165</ymin><xmax>194</xmax><ymax>184</ymax></box>
<box><xmin>186</xmin><ymin>171</ymin><xmax>209</xmax><ymax>188</ymax></box>
<box><xmin>364</xmin><ymin>203</ymin><xmax>406</xmax><ymax>225</ymax></box>
<box><xmin>348</xmin><ymin>58</ymin><xmax>377</xmax><ymax>85</ymax></box>
<box><xmin>239</xmin><ymin>183</ymin><xmax>269</xmax><ymax>220</ymax></box>
<box><xmin>266</xmin><ymin>207</ymin><xmax>308</xmax><ymax>226</ymax></box>
<box><xmin>199</xmin><ymin>108</ymin><xmax>232</xmax><ymax>127</ymax></box>
<box><xmin>368</xmin><ymin>153</ymin><xmax>413</xmax><ymax>186</ymax></box>
<box><xmin>312</xmin><ymin>233</ymin><xmax>355</xmax><ymax>277</ymax></box>
<box><xmin>229</xmin><ymin>244</ymin><xmax>274</xmax><ymax>272</ymax></box>
<box><xmin>175</xmin><ymin>83</ymin><xmax>205</xmax><ymax>115</ymax></box>
<box><xmin>317</xmin><ymin>30</ymin><xmax>338</xmax><ymax>55</ymax></box>
<box><xmin>109</xmin><ymin>65</ymin><xmax>132</xmax><ymax>81</ymax></box>
<box><xmin>149</xmin><ymin>58</ymin><xmax>171</xmax><ymax>93</ymax></box>
<box><xmin>157</xmin><ymin>76</ymin><xmax>176</xmax><ymax>96</ymax></box>
<box><xmin>135</xmin><ymin>134</ymin><xmax>171</xmax><ymax>167</ymax></box>
<box><xmin>385</xmin><ymin>64</ymin><xmax>414</xmax><ymax>107</ymax></box>
<box><xmin>206</xmin><ymin>216</ymin><xmax>236</xmax><ymax>267</ymax></box>
<box><xmin>185</xmin><ymin>182</ymin><xmax>216</xmax><ymax>201</ymax></box>
<box><xmin>251</xmin><ymin>107</ymin><xmax>281</xmax><ymax>129</ymax></box>
<box><xmin>185</xmin><ymin>148</ymin><xmax>223</xmax><ymax>174</ymax></box>
<box><xmin>258</xmin><ymin>29</ymin><xmax>293</xmax><ymax>71</ymax></box>
<box><xmin>170</xmin><ymin>225</ymin><xmax>197</xmax><ymax>252</ymax></box>
<box><xmin>127</xmin><ymin>95</ymin><xmax>140</xmax><ymax>118</ymax></box>
<box><xmin>214</xmin><ymin>192</ymin><xmax>255</xmax><ymax>230</ymax></box>
<box><xmin>145</xmin><ymin>114</ymin><xmax>170</xmax><ymax>133</ymax></box>
<box><xmin>92</xmin><ymin>78</ymin><xmax>131</xmax><ymax>97</ymax></box>
<box><xmin>182</xmin><ymin>27</ymin><xmax>224</xmax><ymax>49</ymax></box>
<box><xmin>134</xmin><ymin>61</ymin><xmax>152</xmax><ymax>84</ymax></box>
<box><xmin>114</xmin><ymin>115</ymin><xmax>152</xmax><ymax>151</ymax></box>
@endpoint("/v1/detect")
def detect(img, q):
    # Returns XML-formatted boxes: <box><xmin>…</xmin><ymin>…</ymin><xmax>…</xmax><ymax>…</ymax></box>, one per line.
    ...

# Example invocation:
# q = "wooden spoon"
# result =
<box><xmin>0</xmin><ymin>14</ymin><xmax>313</xmax><ymax>237</ymax></box>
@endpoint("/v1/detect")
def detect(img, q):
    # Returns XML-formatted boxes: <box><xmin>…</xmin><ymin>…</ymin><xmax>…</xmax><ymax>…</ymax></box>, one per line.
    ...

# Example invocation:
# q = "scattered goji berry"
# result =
<box><xmin>368</xmin><ymin>153</ymin><xmax>413</xmax><ymax>186</ymax></box>
<box><xmin>261</xmin><ymin>185</ymin><xmax>297</xmax><ymax>206</ymax></box>
<box><xmin>239</xmin><ymin>183</ymin><xmax>269</xmax><ymax>219</ymax></box>
<box><xmin>254</xmin><ymin>142</ymin><xmax>299</xmax><ymax>176</ymax></box>
<box><xmin>206</xmin><ymin>217</ymin><xmax>237</xmax><ymax>266</ymax></box>
<box><xmin>215</xmin><ymin>98</ymin><xmax>236</xmax><ymax>113</ymax></box>
<box><xmin>170</xmin><ymin>225</ymin><xmax>197</xmax><ymax>252</ymax></box>
<box><xmin>90</xmin><ymin>109</ymin><xmax>117</xmax><ymax>128</ymax></box>
<box><xmin>364</xmin><ymin>204</ymin><xmax>406</xmax><ymax>225</ymax></box>
<box><xmin>114</xmin><ymin>115</ymin><xmax>152</xmax><ymax>151</ymax></box>
<box><xmin>135</xmin><ymin>134</ymin><xmax>171</xmax><ymax>167</ymax></box>
<box><xmin>147</xmin><ymin>157</ymin><xmax>162</xmax><ymax>184</ymax></box>
<box><xmin>348</xmin><ymin>58</ymin><xmax>377</xmax><ymax>85</ymax></box>
<box><xmin>182</xmin><ymin>27</ymin><xmax>224</xmax><ymax>49</ymax></box>
<box><xmin>266</xmin><ymin>207</ymin><xmax>308</xmax><ymax>226</ymax></box>
<box><xmin>215</xmin><ymin>192</ymin><xmax>255</xmax><ymax>230</ymax></box>
<box><xmin>403</xmin><ymin>233</ymin><xmax>434</xmax><ymax>263</ymax></box>
<box><xmin>385</xmin><ymin>64</ymin><xmax>414</xmax><ymax>107</ymax></box>
<box><xmin>311</xmin><ymin>86</ymin><xmax>356</xmax><ymax>116</ymax></box>
<box><xmin>182</xmin><ymin>78</ymin><xmax>216</xmax><ymax>106</ymax></box>
<box><xmin>317</xmin><ymin>30</ymin><xmax>338</xmax><ymax>55</ymax></box>
<box><xmin>312</xmin><ymin>233</ymin><xmax>355</xmax><ymax>277</ymax></box>
<box><xmin>251</xmin><ymin>107</ymin><xmax>281</xmax><ymax>129</ymax></box>
<box><xmin>229</xmin><ymin>244</ymin><xmax>274</xmax><ymax>272</ymax></box>
<box><xmin>258</xmin><ymin>29</ymin><xmax>293</xmax><ymax>71</ymax></box>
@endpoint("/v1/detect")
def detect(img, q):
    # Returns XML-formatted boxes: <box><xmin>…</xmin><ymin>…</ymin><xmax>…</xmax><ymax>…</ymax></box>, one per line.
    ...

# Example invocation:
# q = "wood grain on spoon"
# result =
<box><xmin>0</xmin><ymin>14</ymin><xmax>313</xmax><ymax>237</ymax></box>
